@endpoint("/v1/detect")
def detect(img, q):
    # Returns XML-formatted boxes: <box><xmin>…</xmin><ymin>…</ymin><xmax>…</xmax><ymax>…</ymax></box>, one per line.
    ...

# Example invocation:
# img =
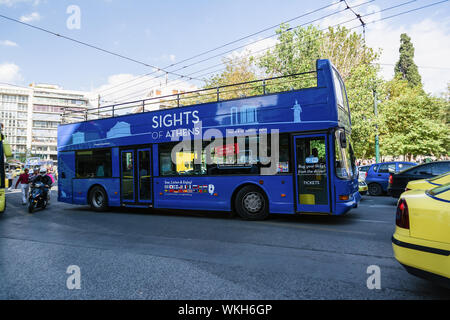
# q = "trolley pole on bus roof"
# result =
<box><xmin>373</xmin><ymin>89</ymin><xmax>380</xmax><ymax>163</ymax></box>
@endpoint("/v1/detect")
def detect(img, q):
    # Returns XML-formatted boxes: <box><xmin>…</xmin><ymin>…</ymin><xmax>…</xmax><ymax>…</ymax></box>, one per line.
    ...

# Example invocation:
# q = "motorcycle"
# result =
<box><xmin>28</xmin><ymin>182</ymin><xmax>49</xmax><ymax>213</ymax></box>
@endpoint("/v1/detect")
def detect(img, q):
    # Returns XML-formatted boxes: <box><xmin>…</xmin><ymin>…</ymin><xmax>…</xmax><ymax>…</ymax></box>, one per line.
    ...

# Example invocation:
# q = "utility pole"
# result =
<box><xmin>373</xmin><ymin>89</ymin><xmax>380</xmax><ymax>163</ymax></box>
<box><xmin>97</xmin><ymin>94</ymin><xmax>101</xmax><ymax>117</ymax></box>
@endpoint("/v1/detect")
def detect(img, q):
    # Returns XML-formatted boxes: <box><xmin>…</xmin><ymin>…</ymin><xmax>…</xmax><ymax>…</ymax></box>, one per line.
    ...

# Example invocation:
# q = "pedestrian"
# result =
<box><xmin>46</xmin><ymin>168</ymin><xmax>55</xmax><ymax>184</ymax></box>
<box><xmin>15</xmin><ymin>168</ymin><xmax>30</xmax><ymax>205</ymax></box>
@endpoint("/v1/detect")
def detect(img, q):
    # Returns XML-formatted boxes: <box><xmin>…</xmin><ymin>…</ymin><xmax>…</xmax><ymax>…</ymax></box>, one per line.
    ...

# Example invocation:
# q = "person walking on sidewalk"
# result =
<box><xmin>15</xmin><ymin>168</ymin><xmax>30</xmax><ymax>205</ymax></box>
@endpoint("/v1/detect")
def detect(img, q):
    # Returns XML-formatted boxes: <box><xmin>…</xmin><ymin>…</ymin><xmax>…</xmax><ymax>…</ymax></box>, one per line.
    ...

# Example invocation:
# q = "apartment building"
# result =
<box><xmin>0</xmin><ymin>83</ymin><xmax>91</xmax><ymax>162</ymax></box>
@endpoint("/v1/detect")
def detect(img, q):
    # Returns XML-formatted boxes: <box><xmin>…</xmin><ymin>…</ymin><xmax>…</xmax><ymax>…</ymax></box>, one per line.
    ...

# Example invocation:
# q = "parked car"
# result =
<box><xmin>365</xmin><ymin>161</ymin><xmax>416</xmax><ymax>196</ymax></box>
<box><xmin>357</xmin><ymin>165</ymin><xmax>371</xmax><ymax>180</ymax></box>
<box><xmin>388</xmin><ymin>161</ymin><xmax>450</xmax><ymax>198</ymax></box>
<box><xmin>392</xmin><ymin>183</ymin><xmax>450</xmax><ymax>287</ymax></box>
<box><xmin>405</xmin><ymin>172</ymin><xmax>450</xmax><ymax>191</ymax></box>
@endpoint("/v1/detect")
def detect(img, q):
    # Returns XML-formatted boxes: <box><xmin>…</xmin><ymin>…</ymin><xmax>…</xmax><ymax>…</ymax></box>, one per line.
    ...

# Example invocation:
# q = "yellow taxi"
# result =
<box><xmin>405</xmin><ymin>172</ymin><xmax>450</xmax><ymax>191</ymax></box>
<box><xmin>358</xmin><ymin>179</ymin><xmax>368</xmax><ymax>195</ymax></box>
<box><xmin>392</xmin><ymin>182</ymin><xmax>450</xmax><ymax>287</ymax></box>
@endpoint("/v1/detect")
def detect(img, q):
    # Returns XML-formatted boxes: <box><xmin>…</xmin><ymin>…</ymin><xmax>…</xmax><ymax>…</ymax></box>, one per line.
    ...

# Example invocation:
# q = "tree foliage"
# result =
<box><xmin>204</xmin><ymin>54</ymin><xmax>259</xmax><ymax>100</ymax></box>
<box><xmin>379</xmin><ymin>79</ymin><xmax>449</xmax><ymax>158</ymax></box>
<box><xmin>394</xmin><ymin>33</ymin><xmax>422</xmax><ymax>88</ymax></box>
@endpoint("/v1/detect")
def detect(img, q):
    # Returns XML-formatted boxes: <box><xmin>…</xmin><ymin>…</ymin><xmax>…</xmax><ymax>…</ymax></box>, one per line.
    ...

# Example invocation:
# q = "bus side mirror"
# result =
<box><xmin>339</xmin><ymin>131</ymin><xmax>347</xmax><ymax>148</ymax></box>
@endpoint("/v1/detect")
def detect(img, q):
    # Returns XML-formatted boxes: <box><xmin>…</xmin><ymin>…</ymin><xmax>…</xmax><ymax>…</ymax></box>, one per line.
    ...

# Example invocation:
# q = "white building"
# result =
<box><xmin>131</xmin><ymin>83</ymin><xmax>197</xmax><ymax>113</ymax></box>
<box><xmin>0</xmin><ymin>83</ymin><xmax>92</xmax><ymax>162</ymax></box>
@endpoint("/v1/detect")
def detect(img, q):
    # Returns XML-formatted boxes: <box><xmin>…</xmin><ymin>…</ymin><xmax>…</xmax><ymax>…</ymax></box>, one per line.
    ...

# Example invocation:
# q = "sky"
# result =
<box><xmin>0</xmin><ymin>0</ymin><xmax>449</xmax><ymax>103</ymax></box>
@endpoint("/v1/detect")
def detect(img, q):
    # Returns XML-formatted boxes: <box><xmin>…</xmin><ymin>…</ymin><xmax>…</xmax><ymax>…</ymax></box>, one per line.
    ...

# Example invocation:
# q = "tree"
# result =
<box><xmin>379</xmin><ymin>78</ymin><xmax>448</xmax><ymax>159</ymax></box>
<box><xmin>203</xmin><ymin>54</ymin><xmax>258</xmax><ymax>101</ymax></box>
<box><xmin>394</xmin><ymin>33</ymin><xmax>422</xmax><ymax>88</ymax></box>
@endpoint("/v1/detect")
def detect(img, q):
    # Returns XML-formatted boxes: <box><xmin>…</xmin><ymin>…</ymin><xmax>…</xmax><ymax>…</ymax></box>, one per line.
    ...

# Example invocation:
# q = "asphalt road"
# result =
<box><xmin>0</xmin><ymin>188</ymin><xmax>449</xmax><ymax>300</ymax></box>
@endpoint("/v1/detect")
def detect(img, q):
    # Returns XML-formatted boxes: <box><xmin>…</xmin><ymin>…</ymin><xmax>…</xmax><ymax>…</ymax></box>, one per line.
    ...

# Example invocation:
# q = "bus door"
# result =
<box><xmin>120</xmin><ymin>147</ymin><xmax>152</xmax><ymax>205</ymax></box>
<box><xmin>293</xmin><ymin>134</ymin><xmax>331</xmax><ymax>213</ymax></box>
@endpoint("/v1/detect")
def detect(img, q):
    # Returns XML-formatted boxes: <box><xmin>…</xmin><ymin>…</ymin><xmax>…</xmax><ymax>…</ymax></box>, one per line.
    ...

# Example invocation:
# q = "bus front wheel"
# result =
<box><xmin>89</xmin><ymin>186</ymin><xmax>109</xmax><ymax>212</ymax></box>
<box><xmin>235</xmin><ymin>185</ymin><xmax>269</xmax><ymax>220</ymax></box>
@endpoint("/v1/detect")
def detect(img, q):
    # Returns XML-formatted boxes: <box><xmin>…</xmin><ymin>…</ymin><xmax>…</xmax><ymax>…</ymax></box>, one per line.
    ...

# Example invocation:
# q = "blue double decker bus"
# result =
<box><xmin>57</xmin><ymin>59</ymin><xmax>359</xmax><ymax>220</ymax></box>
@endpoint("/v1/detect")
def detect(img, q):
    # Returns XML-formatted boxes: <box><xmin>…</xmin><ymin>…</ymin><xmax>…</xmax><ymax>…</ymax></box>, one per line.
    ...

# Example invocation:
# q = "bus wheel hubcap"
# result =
<box><xmin>243</xmin><ymin>192</ymin><xmax>263</xmax><ymax>213</ymax></box>
<box><xmin>93</xmin><ymin>191</ymin><xmax>103</xmax><ymax>207</ymax></box>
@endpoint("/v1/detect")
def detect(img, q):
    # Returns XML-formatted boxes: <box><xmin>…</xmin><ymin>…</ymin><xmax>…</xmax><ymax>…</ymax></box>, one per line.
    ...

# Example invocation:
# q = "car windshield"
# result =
<box><xmin>426</xmin><ymin>182</ymin><xmax>450</xmax><ymax>197</ymax></box>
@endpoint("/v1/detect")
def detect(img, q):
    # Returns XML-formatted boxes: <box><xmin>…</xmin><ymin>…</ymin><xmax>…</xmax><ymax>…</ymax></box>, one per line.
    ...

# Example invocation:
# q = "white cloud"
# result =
<box><xmin>0</xmin><ymin>40</ymin><xmax>18</xmax><ymax>47</ymax></box>
<box><xmin>0</xmin><ymin>62</ymin><xmax>23</xmax><ymax>83</ymax></box>
<box><xmin>19</xmin><ymin>12</ymin><xmax>41</xmax><ymax>23</ymax></box>
<box><xmin>366</xmin><ymin>18</ymin><xmax>450</xmax><ymax>95</ymax></box>
<box><xmin>226</xmin><ymin>37</ymin><xmax>278</xmax><ymax>60</ymax></box>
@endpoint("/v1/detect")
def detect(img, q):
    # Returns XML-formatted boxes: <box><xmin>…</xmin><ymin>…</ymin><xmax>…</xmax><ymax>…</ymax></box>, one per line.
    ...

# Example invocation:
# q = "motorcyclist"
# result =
<box><xmin>31</xmin><ymin>168</ymin><xmax>52</xmax><ymax>203</ymax></box>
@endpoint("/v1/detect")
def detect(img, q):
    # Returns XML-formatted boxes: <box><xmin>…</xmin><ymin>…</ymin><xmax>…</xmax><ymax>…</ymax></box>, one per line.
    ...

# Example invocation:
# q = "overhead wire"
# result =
<box><xmin>95</xmin><ymin>0</ymin><xmax>352</xmax><ymax>95</ymax></box>
<box><xmin>109</xmin><ymin>0</ymin><xmax>420</xmax><ymax>103</ymax></box>
<box><xmin>102</xmin><ymin>0</ymin><xmax>378</xmax><ymax>102</ymax></box>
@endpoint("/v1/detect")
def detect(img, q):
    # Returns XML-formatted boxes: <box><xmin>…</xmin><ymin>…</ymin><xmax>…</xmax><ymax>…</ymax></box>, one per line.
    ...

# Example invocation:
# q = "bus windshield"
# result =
<box><xmin>334</xmin><ymin>129</ymin><xmax>356</xmax><ymax>179</ymax></box>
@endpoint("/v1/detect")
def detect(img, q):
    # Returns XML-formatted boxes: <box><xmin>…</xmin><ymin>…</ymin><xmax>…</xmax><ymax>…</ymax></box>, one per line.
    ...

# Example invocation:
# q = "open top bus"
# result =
<box><xmin>57</xmin><ymin>59</ymin><xmax>359</xmax><ymax>220</ymax></box>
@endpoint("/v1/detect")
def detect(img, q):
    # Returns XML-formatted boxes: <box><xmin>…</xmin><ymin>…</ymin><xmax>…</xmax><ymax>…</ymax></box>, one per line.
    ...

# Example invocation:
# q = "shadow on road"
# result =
<box><xmin>60</xmin><ymin>205</ymin><xmax>371</xmax><ymax>228</ymax></box>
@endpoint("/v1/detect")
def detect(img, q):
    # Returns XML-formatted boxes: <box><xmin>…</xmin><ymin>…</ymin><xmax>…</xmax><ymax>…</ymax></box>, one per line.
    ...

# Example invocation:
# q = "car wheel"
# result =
<box><xmin>89</xmin><ymin>186</ymin><xmax>109</xmax><ymax>212</ymax></box>
<box><xmin>235</xmin><ymin>185</ymin><xmax>269</xmax><ymax>220</ymax></box>
<box><xmin>368</xmin><ymin>183</ymin><xmax>382</xmax><ymax>196</ymax></box>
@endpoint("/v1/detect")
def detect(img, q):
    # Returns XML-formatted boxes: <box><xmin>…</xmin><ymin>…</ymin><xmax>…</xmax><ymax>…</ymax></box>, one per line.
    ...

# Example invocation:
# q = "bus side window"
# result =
<box><xmin>75</xmin><ymin>149</ymin><xmax>112</xmax><ymax>178</ymax></box>
<box><xmin>158</xmin><ymin>133</ymin><xmax>290</xmax><ymax>176</ymax></box>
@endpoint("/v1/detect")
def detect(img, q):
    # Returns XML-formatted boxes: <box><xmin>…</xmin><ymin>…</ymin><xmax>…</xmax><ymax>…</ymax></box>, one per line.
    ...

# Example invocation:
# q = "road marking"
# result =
<box><xmin>368</xmin><ymin>205</ymin><xmax>395</xmax><ymax>208</ymax></box>
<box><xmin>258</xmin><ymin>222</ymin><xmax>376</xmax><ymax>236</ymax></box>
<box><xmin>6</xmin><ymin>190</ymin><xmax>21</xmax><ymax>194</ymax></box>
<box><xmin>351</xmin><ymin>219</ymin><xmax>391</xmax><ymax>224</ymax></box>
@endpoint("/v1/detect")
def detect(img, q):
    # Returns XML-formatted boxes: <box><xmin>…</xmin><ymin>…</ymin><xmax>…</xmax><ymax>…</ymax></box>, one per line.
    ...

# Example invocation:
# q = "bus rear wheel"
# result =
<box><xmin>235</xmin><ymin>185</ymin><xmax>269</xmax><ymax>220</ymax></box>
<box><xmin>89</xmin><ymin>186</ymin><xmax>109</xmax><ymax>212</ymax></box>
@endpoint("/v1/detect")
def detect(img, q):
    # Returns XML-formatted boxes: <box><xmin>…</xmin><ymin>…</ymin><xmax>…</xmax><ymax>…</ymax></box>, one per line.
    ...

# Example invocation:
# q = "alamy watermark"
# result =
<box><xmin>66</xmin><ymin>265</ymin><xmax>81</xmax><ymax>290</ymax></box>
<box><xmin>66</xmin><ymin>5</ymin><xmax>81</xmax><ymax>30</ymax></box>
<box><xmin>366</xmin><ymin>265</ymin><xmax>381</xmax><ymax>290</ymax></box>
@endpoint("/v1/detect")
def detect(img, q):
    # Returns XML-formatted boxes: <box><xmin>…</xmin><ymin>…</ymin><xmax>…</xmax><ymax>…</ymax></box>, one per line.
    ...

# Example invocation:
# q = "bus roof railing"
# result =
<box><xmin>61</xmin><ymin>70</ymin><xmax>317</xmax><ymax>124</ymax></box>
